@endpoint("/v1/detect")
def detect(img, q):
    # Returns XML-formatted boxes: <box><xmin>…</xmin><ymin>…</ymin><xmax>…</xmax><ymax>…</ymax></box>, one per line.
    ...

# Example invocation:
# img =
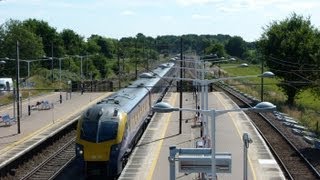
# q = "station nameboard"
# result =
<box><xmin>179</xmin><ymin>153</ymin><xmax>232</xmax><ymax>173</ymax></box>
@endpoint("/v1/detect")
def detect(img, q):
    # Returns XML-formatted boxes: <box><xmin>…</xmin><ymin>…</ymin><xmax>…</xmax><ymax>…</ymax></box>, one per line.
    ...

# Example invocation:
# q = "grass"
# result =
<box><xmin>0</xmin><ymin>74</ymin><xmax>66</xmax><ymax>106</ymax></box>
<box><xmin>296</xmin><ymin>89</ymin><xmax>320</xmax><ymax>110</ymax></box>
<box><xmin>219</xmin><ymin>62</ymin><xmax>320</xmax><ymax>136</ymax></box>
<box><xmin>0</xmin><ymin>56</ymin><xmax>168</xmax><ymax>106</ymax></box>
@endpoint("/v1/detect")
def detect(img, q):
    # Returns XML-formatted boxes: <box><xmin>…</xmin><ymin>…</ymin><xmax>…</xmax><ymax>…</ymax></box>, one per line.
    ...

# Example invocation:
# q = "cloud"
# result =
<box><xmin>191</xmin><ymin>14</ymin><xmax>212</xmax><ymax>20</ymax></box>
<box><xmin>221</xmin><ymin>0</ymin><xmax>320</xmax><ymax>12</ymax></box>
<box><xmin>0</xmin><ymin>0</ymin><xmax>18</xmax><ymax>4</ymax></box>
<box><xmin>160</xmin><ymin>15</ymin><xmax>174</xmax><ymax>22</ymax></box>
<box><xmin>276</xmin><ymin>1</ymin><xmax>320</xmax><ymax>12</ymax></box>
<box><xmin>121</xmin><ymin>10</ymin><xmax>136</xmax><ymax>16</ymax></box>
<box><xmin>176</xmin><ymin>0</ymin><xmax>223</xmax><ymax>6</ymax></box>
<box><xmin>176</xmin><ymin>0</ymin><xmax>320</xmax><ymax>14</ymax></box>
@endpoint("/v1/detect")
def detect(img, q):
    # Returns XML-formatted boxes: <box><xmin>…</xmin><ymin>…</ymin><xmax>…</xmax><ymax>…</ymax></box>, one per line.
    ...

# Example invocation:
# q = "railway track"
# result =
<box><xmin>214</xmin><ymin>82</ymin><xmax>320</xmax><ymax>180</ymax></box>
<box><xmin>20</xmin><ymin>137</ymin><xmax>75</xmax><ymax>180</ymax></box>
<box><xmin>0</xmin><ymin>128</ymin><xmax>76</xmax><ymax>180</ymax></box>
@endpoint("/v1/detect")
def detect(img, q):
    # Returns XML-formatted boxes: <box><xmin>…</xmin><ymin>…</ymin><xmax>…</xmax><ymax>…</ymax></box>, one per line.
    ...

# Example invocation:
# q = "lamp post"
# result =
<box><xmin>152</xmin><ymin>101</ymin><xmax>276</xmax><ymax>180</ymax></box>
<box><xmin>22</xmin><ymin>60</ymin><xmax>32</xmax><ymax>115</ymax></box>
<box><xmin>41</xmin><ymin>56</ymin><xmax>55</xmax><ymax>83</ymax></box>
<box><xmin>170</xmin><ymin>58</ymin><xmax>232</xmax><ymax>137</ymax></box>
<box><xmin>19</xmin><ymin>59</ymin><xmax>39</xmax><ymax>115</ymax></box>
<box><xmin>74</xmin><ymin>55</ymin><xmax>85</xmax><ymax>79</ymax></box>
<box><xmin>1</xmin><ymin>57</ymin><xmax>17</xmax><ymax>121</ymax></box>
<box><xmin>55</xmin><ymin>56</ymin><xmax>70</xmax><ymax>102</ymax></box>
<box><xmin>76</xmin><ymin>54</ymin><xmax>97</xmax><ymax>80</ymax></box>
<box><xmin>156</xmin><ymin>66</ymin><xmax>274</xmax><ymax>179</ymax></box>
<box><xmin>163</xmin><ymin>61</ymin><xmax>273</xmax><ymax>143</ymax></box>
<box><xmin>243</xmin><ymin>133</ymin><xmax>253</xmax><ymax>180</ymax></box>
<box><xmin>51</xmin><ymin>56</ymin><xmax>69</xmax><ymax>103</ymax></box>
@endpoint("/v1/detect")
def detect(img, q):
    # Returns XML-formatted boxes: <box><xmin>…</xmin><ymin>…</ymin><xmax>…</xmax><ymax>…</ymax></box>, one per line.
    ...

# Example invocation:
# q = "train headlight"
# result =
<box><xmin>76</xmin><ymin>143</ymin><xmax>84</xmax><ymax>157</ymax></box>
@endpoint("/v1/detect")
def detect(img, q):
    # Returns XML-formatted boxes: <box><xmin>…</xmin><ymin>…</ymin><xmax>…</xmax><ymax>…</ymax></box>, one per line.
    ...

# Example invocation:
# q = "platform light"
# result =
<box><xmin>152</xmin><ymin>101</ymin><xmax>276</xmax><ymax>180</ymax></box>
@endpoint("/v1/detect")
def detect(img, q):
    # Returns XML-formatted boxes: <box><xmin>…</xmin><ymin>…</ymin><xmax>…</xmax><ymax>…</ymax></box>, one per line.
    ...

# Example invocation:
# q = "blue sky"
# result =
<box><xmin>0</xmin><ymin>0</ymin><xmax>319</xmax><ymax>42</ymax></box>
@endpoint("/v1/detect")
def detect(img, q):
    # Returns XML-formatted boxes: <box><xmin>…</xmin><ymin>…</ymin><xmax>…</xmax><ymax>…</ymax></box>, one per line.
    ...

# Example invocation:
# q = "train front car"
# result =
<box><xmin>75</xmin><ymin>61</ymin><xmax>176</xmax><ymax>177</ymax></box>
<box><xmin>76</xmin><ymin>103</ymin><xmax>127</xmax><ymax>177</ymax></box>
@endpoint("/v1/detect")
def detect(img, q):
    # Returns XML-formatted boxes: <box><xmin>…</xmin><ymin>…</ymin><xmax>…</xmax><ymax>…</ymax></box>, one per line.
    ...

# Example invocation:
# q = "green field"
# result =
<box><xmin>219</xmin><ymin>62</ymin><xmax>320</xmax><ymax>134</ymax></box>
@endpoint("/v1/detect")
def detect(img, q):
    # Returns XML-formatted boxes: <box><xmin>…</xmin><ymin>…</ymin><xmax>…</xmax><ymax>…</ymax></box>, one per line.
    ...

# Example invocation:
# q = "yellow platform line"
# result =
<box><xmin>216</xmin><ymin>93</ymin><xmax>257</xmax><ymax>180</ymax></box>
<box><xmin>146</xmin><ymin>93</ymin><xmax>178</xmax><ymax>180</ymax></box>
<box><xmin>0</xmin><ymin>93</ymin><xmax>110</xmax><ymax>155</ymax></box>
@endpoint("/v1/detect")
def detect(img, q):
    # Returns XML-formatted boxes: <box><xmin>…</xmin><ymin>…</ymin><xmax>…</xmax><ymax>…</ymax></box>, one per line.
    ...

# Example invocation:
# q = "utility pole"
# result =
<box><xmin>135</xmin><ymin>39</ymin><xmax>138</xmax><ymax>79</ymax></box>
<box><xmin>51</xmin><ymin>42</ymin><xmax>54</xmax><ymax>83</ymax></box>
<box><xmin>117</xmin><ymin>44</ymin><xmax>121</xmax><ymax>89</ymax></box>
<box><xmin>80</xmin><ymin>56</ymin><xmax>83</xmax><ymax>79</ymax></box>
<box><xmin>16</xmin><ymin>41</ymin><xmax>21</xmax><ymax>134</ymax></box>
<box><xmin>143</xmin><ymin>39</ymin><xmax>147</xmax><ymax>70</ymax></box>
<box><xmin>179</xmin><ymin>37</ymin><xmax>183</xmax><ymax>134</ymax></box>
<box><xmin>261</xmin><ymin>58</ymin><xmax>264</xmax><ymax>101</ymax></box>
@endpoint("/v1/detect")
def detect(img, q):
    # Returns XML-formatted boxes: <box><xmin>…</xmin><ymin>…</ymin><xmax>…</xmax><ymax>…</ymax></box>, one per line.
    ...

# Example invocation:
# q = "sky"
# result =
<box><xmin>0</xmin><ymin>0</ymin><xmax>319</xmax><ymax>42</ymax></box>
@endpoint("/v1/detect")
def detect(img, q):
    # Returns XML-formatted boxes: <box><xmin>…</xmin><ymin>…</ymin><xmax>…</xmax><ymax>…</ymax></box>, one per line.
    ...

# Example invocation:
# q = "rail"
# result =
<box><xmin>214</xmin><ymin>82</ymin><xmax>320</xmax><ymax>179</ymax></box>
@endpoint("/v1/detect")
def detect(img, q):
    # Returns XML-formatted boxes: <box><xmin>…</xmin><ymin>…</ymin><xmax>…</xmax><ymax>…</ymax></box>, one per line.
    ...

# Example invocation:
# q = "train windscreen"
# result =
<box><xmin>98</xmin><ymin>120</ymin><xmax>118</xmax><ymax>142</ymax></box>
<box><xmin>80</xmin><ymin>120</ymin><xmax>98</xmax><ymax>142</ymax></box>
<box><xmin>81</xmin><ymin>119</ymin><xmax>118</xmax><ymax>143</ymax></box>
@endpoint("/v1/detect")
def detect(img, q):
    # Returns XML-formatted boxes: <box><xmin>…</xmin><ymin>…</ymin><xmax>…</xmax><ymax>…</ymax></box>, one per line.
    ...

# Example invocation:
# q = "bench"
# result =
<box><xmin>1</xmin><ymin>114</ymin><xmax>15</xmax><ymax>126</ymax></box>
<box><xmin>31</xmin><ymin>100</ymin><xmax>52</xmax><ymax>110</ymax></box>
<box><xmin>40</xmin><ymin>100</ymin><xmax>51</xmax><ymax>110</ymax></box>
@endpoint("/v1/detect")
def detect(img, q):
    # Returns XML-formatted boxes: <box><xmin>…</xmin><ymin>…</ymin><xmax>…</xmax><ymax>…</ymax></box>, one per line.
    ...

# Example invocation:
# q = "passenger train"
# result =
<box><xmin>75</xmin><ymin>62</ymin><xmax>176</xmax><ymax>177</ymax></box>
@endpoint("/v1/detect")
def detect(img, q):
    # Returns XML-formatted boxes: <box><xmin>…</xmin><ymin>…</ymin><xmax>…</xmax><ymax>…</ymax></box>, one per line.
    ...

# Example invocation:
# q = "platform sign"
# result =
<box><xmin>178</xmin><ymin>153</ymin><xmax>232</xmax><ymax>173</ymax></box>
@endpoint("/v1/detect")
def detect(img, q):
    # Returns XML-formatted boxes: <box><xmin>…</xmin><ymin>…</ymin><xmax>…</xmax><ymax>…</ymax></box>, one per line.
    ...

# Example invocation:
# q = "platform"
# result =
<box><xmin>119</xmin><ymin>92</ymin><xmax>285</xmax><ymax>180</ymax></box>
<box><xmin>0</xmin><ymin>92</ymin><xmax>111</xmax><ymax>170</ymax></box>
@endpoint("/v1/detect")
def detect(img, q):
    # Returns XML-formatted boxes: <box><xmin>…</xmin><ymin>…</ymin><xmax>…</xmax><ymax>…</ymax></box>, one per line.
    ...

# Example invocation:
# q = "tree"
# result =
<box><xmin>0</xmin><ymin>19</ymin><xmax>44</xmax><ymax>77</ymax></box>
<box><xmin>88</xmin><ymin>35</ymin><xmax>116</xmax><ymax>59</ymax></box>
<box><xmin>22</xmin><ymin>19</ymin><xmax>65</xmax><ymax>57</ymax></box>
<box><xmin>86</xmin><ymin>38</ymin><xmax>101</xmax><ymax>54</ymax></box>
<box><xmin>258</xmin><ymin>13</ymin><xmax>320</xmax><ymax>105</ymax></box>
<box><xmin>60</xmin><ymin>29</ymin><xmax>85</xmax><ymax>55</ymax></box>
<box><xmin>225</xmin><ymin>36</ymin><xmax>247</xmax><ymax>58</ymax></box>
<box><xmin>310</xmin><ymin>46</ymin><xmax>320</xmax><ymax>97</ymax></box>
<box><xmin>205</xmin><ymin>43</ymin><xmax>226</xmax><ymax>57</ymax></box>
<box><xmin>22</xmin><ymin>19</ymin><xmax>65</xmax><ymax>71</ymax></box>
<box><xmin>91</xmin><ymin>55</ymin><xmax>108</xmax><ymax>79</ymax></box>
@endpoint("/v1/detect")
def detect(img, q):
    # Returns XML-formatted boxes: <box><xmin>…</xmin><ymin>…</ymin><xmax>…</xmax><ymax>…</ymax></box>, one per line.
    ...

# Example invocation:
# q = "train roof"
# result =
<box><xmin>97</xmin><ymin>62</ymin><xmax>175</xmax><ymax>113</ymax></box>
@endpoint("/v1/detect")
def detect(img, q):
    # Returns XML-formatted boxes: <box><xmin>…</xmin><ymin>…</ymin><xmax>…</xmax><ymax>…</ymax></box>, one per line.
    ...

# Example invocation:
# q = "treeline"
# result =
<box><xmin>0</xmin><ymin>18</ymin><xmax>254</xmax><ymax>81</ymax></box>
<box><xmin>1</xmin><ymin>13</ymin><xmax>318</xmax><ymax>106</ymax></box>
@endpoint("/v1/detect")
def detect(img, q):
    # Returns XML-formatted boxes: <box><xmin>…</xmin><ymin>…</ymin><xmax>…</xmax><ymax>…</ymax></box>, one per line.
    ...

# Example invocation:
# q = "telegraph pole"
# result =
<box><xmin>135</xmin><ymin>39</ymin><xmax>138</xmax><ymax>79</ymax></box>
<box><xmin>179</xmin><ymin>37</ymin><xmax>183</xmax><ymax>134</ymax></box>
<box><xmin>51</xmin><ymin>42</ymin><xmax>54</xmax><ymax>83</ymax></box>
<box><xmin>261</xmin><ymin>58</ymin><xmax>264</xmax><ymax>101</ymax></box>
<box><xmin>16</xmin><ymin>41</ymin><xmax>21</xmax><ymax>134</ymax></box>
<box><xmin>117</xmin><ymin>44</ymin><xmax>121</xmax><ymax>89</ymax></box>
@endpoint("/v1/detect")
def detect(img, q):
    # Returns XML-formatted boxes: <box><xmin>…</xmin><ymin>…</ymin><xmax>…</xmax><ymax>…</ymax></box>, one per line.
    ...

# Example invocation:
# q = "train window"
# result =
<box><xmin>80</xmin><ymin>120</ymin><xmax>98</xmax><ymax>142</ymax></box>
<box><xmin>127</xmin><ymin>115</ymin><xmax>131</xmax><ymax>130</ymax></box>
<box><xmin>135</xmin><ymin>114</ymin><xmax>137</xmax><ymax>125</ymax></box>
<box><xmin>98</xmin><ymin>120</ymin><xmax>118</xmax><ymax>142</ymax></box>
<box><xmin>132</xmin><ymin>116</ymin><xmax>135</xmax><ymax>129</ymax></box>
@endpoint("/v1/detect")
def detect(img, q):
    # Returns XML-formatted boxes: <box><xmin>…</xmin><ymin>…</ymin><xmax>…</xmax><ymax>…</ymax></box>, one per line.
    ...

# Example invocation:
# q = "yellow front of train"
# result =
<box><xmin>75</xmin><ymin>104</ymin><xmax>127</xmax><ymax>176</ymax></box>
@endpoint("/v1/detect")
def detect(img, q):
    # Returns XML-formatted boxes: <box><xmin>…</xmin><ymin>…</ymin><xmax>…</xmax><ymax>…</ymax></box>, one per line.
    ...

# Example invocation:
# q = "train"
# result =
<box><xmin>75</xmin><ymin>62</ymin><xmax>176</xmax><ymax>177</ymax></box>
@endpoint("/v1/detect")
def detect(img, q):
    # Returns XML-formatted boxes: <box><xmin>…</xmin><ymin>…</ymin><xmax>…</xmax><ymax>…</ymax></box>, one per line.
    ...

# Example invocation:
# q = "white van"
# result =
<box><xmin>0</xmin><ymin>78</ymin><xmax>13</xmax><ymax>94</ymax></box>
